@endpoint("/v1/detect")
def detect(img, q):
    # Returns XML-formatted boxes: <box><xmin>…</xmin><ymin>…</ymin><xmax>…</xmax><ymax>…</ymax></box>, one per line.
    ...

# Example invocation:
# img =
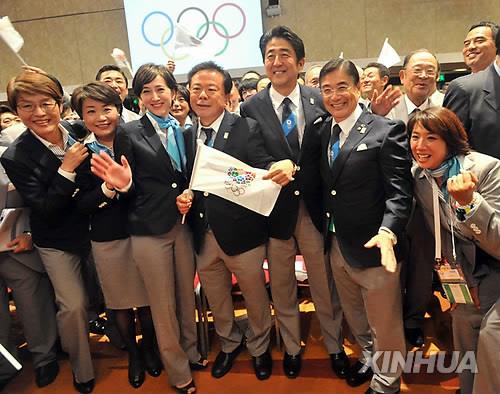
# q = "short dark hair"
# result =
<box><xmin>95</xmin><ymin>64</ymin><xmax>128</xmax><ymax>87</ymax></box>
<box><xmin>0</xmin><ymin>105</ymin><xmax>14</xmax><ymax>115</ymax></box>
<box><xmin>319</xmin><ymin>58</ymin><xmax>360</xmax><ymax>86</ymax></box>
<box><xmin>469</xmin><ymin>21</ymin><xmax>499</xmax><ymax>44</ymax></box>
<box><xmin>132</xmin><ymin>63</ymin><xmax>177</xmax><ymax>97</ymax></box>
<box><xmin>187</xmin><ymin>61</ymin><xmax>233</xmax><ymax>95</ymax></box>
<box><xmin>7</xmin><ymin>70</ymin><xmax>64</xmax><ymax>111</ymax></box>
<box><xmin>241</xmin><ymin>70</ymin><xmax>261</xmax><ymax>80</ymax></box>
<box><xmin>407</xmin><ymin>107</ymin><xmax>470</xmax><ymax>157</ymax></box>
<box><xmin>364</xmin><ymin>62</ymin><xmax>390</xmax><ymax>79</ymax></box>
<box><xmin>238</xmin><ymin>78</ymin><xmax>258</xmax><ymax>99</ymax></box>
<box><xmin>259</xmin><ymin>26</ymin><xmax>305</xmax><ymax>61</ymax></box>
<box><xmin>71</xmin><ymin>82</ymin><xmax>123</xmax><ymax>119</ymax></box>
<box><xmin>403</xmin><ymin>49</ymin><xmax>440</xmax><ymax>72</ymax></box>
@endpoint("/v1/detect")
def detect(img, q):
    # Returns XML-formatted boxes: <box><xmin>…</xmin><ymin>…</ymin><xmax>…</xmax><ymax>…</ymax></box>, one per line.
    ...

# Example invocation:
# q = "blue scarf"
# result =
<box><xmin>87</xmin><ymin>140</ymin><xmax>114</xmax><ymax>159</ymax></box>
<box><xmin>425</xmin><ymin>156</ymin><xmax>461</xmax><ymax>201</ymax></box>
<box><xmin>147</xmin><ymin>112</ymin><xmax>178</xmax><ymax>129</ymax></box>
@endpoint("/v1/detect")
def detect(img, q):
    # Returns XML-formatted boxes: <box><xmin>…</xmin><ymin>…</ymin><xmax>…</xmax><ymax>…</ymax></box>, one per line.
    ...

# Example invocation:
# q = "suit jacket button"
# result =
<box><xmin>203</xmin><ymin>192</ymin><xmax>209</xmax><ymax>197</ymax></box>
<box><xmin>331</xmin><ymin>190</ymin><xmax>337</xmax><ymax>196</ymax></box>
<box><xmin>171</xmin><ymin>183</ymin><xmax>177</xmax><ymax>188</ymax></box>
<box><xmin>294</xmin><ymin>190</ymin><xmax>300</xmax><ymax>196</ymax></box>
<box><xmin>199</xmin><ymin>213</ymin><xmax>204</xmax><ymax>218</ymax></box>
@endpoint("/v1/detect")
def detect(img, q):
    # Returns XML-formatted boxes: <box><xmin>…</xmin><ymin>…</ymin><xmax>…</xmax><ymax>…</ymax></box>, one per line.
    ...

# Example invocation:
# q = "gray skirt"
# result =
<box><xmin>92</xmin><ymin>238</ymin><xmax>149</xmax><ymax>309</ymax></box>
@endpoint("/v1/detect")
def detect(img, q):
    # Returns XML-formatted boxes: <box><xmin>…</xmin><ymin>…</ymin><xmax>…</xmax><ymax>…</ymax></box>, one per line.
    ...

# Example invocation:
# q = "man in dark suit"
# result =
<box><xmin>240</xmin><ymin>26</ymin><xmax>347</xmax><ymax>379</ymax></box>
<box><xmin>177</xmin><ymin>61</ymin><xmax>275</xmax><ymax>380</ymax></box>
<box><xmin>318</xmin><ymin>58</ymin><xmax>412</xmax><ymax>394</ymax></box>
<box><xmin>444</xmin><ymin>30</ymin><xmax>500</xmax><ymax>159</ymax></box>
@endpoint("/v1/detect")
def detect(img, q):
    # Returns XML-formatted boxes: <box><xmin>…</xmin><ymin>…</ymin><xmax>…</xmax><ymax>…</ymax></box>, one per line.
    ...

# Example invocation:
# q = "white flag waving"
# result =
<box><xmin>174</xmin><ymin>24</ymin><xmax>210</xmax><ymax>58</ymax></box>
<box><xmin>190</xmin><ymin>141</ymin><xmax>281</xmax><ymax>216</ymax></box>
<box><xmin>0</xmin><ymin>16</ymin><xmax>24</xmax><ymax>52</ymax></box>
<box><xmin>377</xmin><ymin>38</ymin><xmax>401</xmax><ymax>68</ymax></box>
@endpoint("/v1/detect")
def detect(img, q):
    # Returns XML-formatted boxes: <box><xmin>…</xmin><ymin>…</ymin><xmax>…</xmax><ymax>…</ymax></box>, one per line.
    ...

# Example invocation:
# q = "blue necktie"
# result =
<box><xmin>201</xmin><ymin>127</ymin><xmax>214</xmax><ymax>146</ymax></box>
<box><xmin>281</xmin><ymin>98</ymin><xmax>300</xmax><ymax>160</ymax></box>
<box><xmin>148</xmin><ymin>112</ymin><xmax>183</xmax><ymax>172</ymax></box>
<box><xmin>329</xmin><ymin>124</ymin><xmax>341</xmax><ymax>168</ymax></box>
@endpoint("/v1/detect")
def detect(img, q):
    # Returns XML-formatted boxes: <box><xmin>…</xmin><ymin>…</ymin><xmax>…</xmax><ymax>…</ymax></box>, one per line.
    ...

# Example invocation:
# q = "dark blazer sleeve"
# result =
<box><xmin>379</xmin><ymin>119</ymin><xmax>413</xmax><ymax>237</ymax></box>
<box><xmin>443</xmin><ymin>79</ymin><xmax>471</xmax><ymax>132</ymax></box>
<box><xmin>75</xmin><ymin>157</ymin><xmax>114</xmax><ymax>215</ymax></box>
<box><xmin>246</xmin><ymin>118</ymin><xmax>276</xmax><ymax>169</ymax></box>
<box><xmin>113</xmin><ymin>124</ymin><xmax>137</xmax><ymax>198</ymax></box>
<box><xmin>1</xmin><ymin>150</ymin><xmax>78</xmax><ymax>220</ymax></box>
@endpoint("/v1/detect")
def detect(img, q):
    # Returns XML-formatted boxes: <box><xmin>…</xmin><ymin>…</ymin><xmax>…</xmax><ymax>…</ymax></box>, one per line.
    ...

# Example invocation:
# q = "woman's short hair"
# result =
<box><xmin>71</xmin><ymin>82</ymin><xmax>123</xmax><ymax>119</ymax></box>
<box><xmin>132</xmin><ymin>63</ymin><xmax>177</xmax><ymax>97</ymax></box>
<box><xmin>7</xmin><ymin>70</ymin><xmax>64</xmax><ymax>111</ymax></box>
<box><xmin>407</xmin><ymin>107</ymin><xmax>470</xmax><ymax>156</ymax></box>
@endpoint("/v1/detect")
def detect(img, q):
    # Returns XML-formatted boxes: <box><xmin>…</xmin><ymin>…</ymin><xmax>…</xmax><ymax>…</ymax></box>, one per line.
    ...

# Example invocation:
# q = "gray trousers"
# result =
<box><xmin>0</xmin><ymin>254</ymin><xmax>57</xmax><ymax>376</ymax></box>
<box><xmin>36</xmin><ymin>246</ymin><xmax>94</xmax><ymax>383</ymax></box>
<box><xmin>197</xmin><ymin>231</ymin><xmax>271</xmax><ymax>356</ymax></box>
<box><xmin>452</xmin><ymin>267</ymin><xmax>500</xmax><ymax>394</ymax></box>
<box><xmin>130</xmin><ymin>222</ymin><xmax>196</xmax><ymax>387</ymax></box>
<box><xmin>473</xmin><ymin>298</ymin><xmax>500</xmax><ymax>394</ymax></box>
<box><xmin>267</xmin><ymin>201</ymin><xmax>343</xmax><ymax>355</ymax></box>
<box><xmin>329</xmin><ymin>236</ymin><xmax>405</xmax><ymax>394</ymax></box>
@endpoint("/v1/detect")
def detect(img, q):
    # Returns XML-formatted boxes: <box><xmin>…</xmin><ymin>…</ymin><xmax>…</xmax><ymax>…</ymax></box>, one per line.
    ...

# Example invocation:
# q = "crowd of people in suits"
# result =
<box><xmin>0</xmin><ymin>20</ymin><xmax>498</xmax><ymax>394</ymax></box>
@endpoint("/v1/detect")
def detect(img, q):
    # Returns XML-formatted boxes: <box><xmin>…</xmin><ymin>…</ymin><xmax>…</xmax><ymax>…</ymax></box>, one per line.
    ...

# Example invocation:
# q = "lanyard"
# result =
<box><xmin>430</xmin><ymin>178</ymin><xmax>457</xmax><ymax>264</ymax></box>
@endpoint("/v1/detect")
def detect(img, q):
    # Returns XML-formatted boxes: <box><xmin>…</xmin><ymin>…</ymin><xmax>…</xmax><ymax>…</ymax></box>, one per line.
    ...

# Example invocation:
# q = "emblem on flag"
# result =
<box><xmin>225</xmin><ymin>167</ymin><xmax>256</xmax><ymax>196</ymax></box>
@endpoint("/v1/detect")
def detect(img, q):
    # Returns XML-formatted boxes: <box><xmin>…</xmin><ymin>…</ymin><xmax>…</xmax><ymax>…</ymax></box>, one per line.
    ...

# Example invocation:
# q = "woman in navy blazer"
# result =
<box><xmin>72</xmin><ymin>82</ymin><xmax>160</xmax><ymax>389</ymax></box>
<box><xmin>90</xmin><ymin>64</ymin><xmax>202</xmax><ymax>394</ymax></box>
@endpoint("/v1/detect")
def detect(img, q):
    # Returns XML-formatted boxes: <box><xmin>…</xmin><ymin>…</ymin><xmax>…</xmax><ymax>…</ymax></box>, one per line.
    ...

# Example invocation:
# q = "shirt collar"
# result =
<box><xmin>332</xmin><ymin>104</ymin><xmax>363</xmax><ymax>135</ymax></box>
<box><xmin>493</xmin><ymin>59</ymin><xmax>500</xmax><ymax>77</ymax></box>
<box><xmin>197</xmin><ymin>110</ymin><xmax>225</xmax><ymax>137</ymax></box>
<box><xmin>269</xmin><ymin>83</ymin><xmax>301</xmax><ymax>111</ymax></box>
<box><xmin>30</xmin><ymin>123</ymin><xmax>70</xmax><ymax>149</ymax></box>
<box><xmin>404</xmin><ymin>94</ymin><xmax>431</xmax><ymax>115</ymax></box>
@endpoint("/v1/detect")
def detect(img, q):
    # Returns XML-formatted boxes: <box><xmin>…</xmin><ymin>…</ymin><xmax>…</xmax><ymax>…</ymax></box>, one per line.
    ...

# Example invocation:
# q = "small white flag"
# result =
<box><xmin>0</xmin><ymin>16</ymin><xmax>23</xmax><ymax>53</ymax></box>
<box><xmin>339</xmin><ymin>51</ymin><xmax>344</xmax><ymax>59</ymax></box>
<box><xmin>111</xmin><ymin>47</ymin><xmax>134</xmax><ymax>76</ymax></box>
<box><xmin>377</xmin><ymin>38</ymin><xmax>401</xmax><ymax>68</ymax></box>
<box><xmin>190</xmin><ymin>141</ymin><xmax>281</xmax><ymax>216</ymax></box>
<box><xmin>174</xmin><ymin>24</ymin><xmax>210</xmax><ymax>58</ymax></box>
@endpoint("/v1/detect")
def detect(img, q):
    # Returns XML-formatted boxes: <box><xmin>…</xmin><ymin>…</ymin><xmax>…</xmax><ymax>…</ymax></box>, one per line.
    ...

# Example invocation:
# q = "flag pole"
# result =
<box><xmin>0</xmin><ymin>36</ymin><xmax>27</xmax><ymax>65</ymax></box>
<box><xmin>181</xmin><ymin>139</ymin><xmax>203</xmax><ymax>224</ymax></box>
<box><xmin>0</xmin><ymin>343</ymin><xmax>22</xmax><ymax>370</ymax></box>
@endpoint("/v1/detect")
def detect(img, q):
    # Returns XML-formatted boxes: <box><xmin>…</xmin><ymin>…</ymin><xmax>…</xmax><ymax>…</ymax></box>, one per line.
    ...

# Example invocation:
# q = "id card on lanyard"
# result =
<box><xmin>430</xmin><ymin>180</ymin><xmax>474</xmax><ymax>304</ymax></box>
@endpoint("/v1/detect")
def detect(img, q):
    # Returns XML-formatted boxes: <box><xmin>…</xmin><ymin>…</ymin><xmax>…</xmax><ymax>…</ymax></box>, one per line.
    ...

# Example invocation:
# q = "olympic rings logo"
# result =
<box><xmin>141</xmin><ymin>3</ymin><xmax>246</xmax><ymax>60</ymax></box>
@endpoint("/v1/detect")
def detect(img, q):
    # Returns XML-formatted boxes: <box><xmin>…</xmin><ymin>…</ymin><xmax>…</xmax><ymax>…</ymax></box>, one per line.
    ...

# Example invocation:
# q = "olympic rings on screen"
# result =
<box><xmin>140</xmin><ymin>3</ymin><xmax>246</xmax><ymax>58</ymax></box>
<box><xmin>141</xmin><ymin>11</ymin><xmax>174</xmax><ymax>47</ymax></box>
<box><xmin>212</xmin><ymin>3</ymin><xmax>246</xmax><ymax>39</ymax></box>
<box><xmin>176</xmin><ymin>7</ymin><xmax>210</xmax><ymax>40</ymax></box>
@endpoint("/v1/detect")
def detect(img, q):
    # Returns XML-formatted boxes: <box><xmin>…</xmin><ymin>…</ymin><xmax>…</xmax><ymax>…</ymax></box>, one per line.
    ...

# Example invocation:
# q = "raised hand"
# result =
<box><xmin>447</xmin><ymin>170</ymin><xmax>478</xmax><ymax>206</ymax></box>
<box><xmin>91</xmin><ymin>152</ymin><xmax>131</xmax><ymax>190</ymax></box>
<box><xmin>370</xmin><ymin>85</ymin><xmax>402</xmax><ymax>116</ymax></box>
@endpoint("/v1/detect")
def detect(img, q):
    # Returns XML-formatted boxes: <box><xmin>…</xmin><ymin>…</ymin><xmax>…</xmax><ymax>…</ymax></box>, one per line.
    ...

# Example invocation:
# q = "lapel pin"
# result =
<box><xmin>359</xmin><ymin>124</ymin><xmax>366</xmax><ymax>134</ymax></box>
<box><xmin>223</xmin><ymin>132</ymin><xmax>229</xmax><ymax>139</ymax></box>
<box><xmin>309</xmin><ymin>97</ymin><xmax>314</xmax><ymax>105</ymax></box>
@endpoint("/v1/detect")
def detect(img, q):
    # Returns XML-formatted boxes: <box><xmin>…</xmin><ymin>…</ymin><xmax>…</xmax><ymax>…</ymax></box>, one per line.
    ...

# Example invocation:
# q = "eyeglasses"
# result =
<box><xmin>17</xmin><ymin>101</ymin><xmax>58</xmax><ymax>113</ymax></box>
<box><xmin>320</xmin><ymin>85</ymin><xmax>353</xmax><ymax>97</ymax></box>
<box><xmin>190</xmin><ymin>86</ymin><xmax>220</xmax><ymax>96</ymax></box>
<box><xmin>409</xmin><ymin>67</ymin><xmax>437</xmax><ymax>78</ymax></box>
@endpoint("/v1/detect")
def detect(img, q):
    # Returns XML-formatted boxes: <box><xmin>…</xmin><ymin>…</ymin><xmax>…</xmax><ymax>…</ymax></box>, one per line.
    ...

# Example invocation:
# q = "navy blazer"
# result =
<box><xmin>185</xmin><ymin>111</ymin><xmax>275</xmax><ymax>256</ymax></box>
<box><xmin>240</xmin><ymin>85</ymin><xmax>328</xmax><ymax>239</ymax></box>
<box><xmin>75</xmin><ymin>153</ymin><xmax>129</xmax><ymax>242</ymax></box>
<box><xmin>114</xmin><ymin>115</ymin><xmax>189</xmax><ymax>236</ymax></box>
<box><xmin>444</xmin><ymin>64</ymin><xmax>500</xmax><ymax>159</ymax></box>
<box><xmin>0</xmin><ymin>124</ymin><xmax>90</xmax><ymax>254</ymax></box>
<box><xmin>319</xmin><ymin>111</ymin><xmax>412</xmax><ymax>268</ymax></box>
